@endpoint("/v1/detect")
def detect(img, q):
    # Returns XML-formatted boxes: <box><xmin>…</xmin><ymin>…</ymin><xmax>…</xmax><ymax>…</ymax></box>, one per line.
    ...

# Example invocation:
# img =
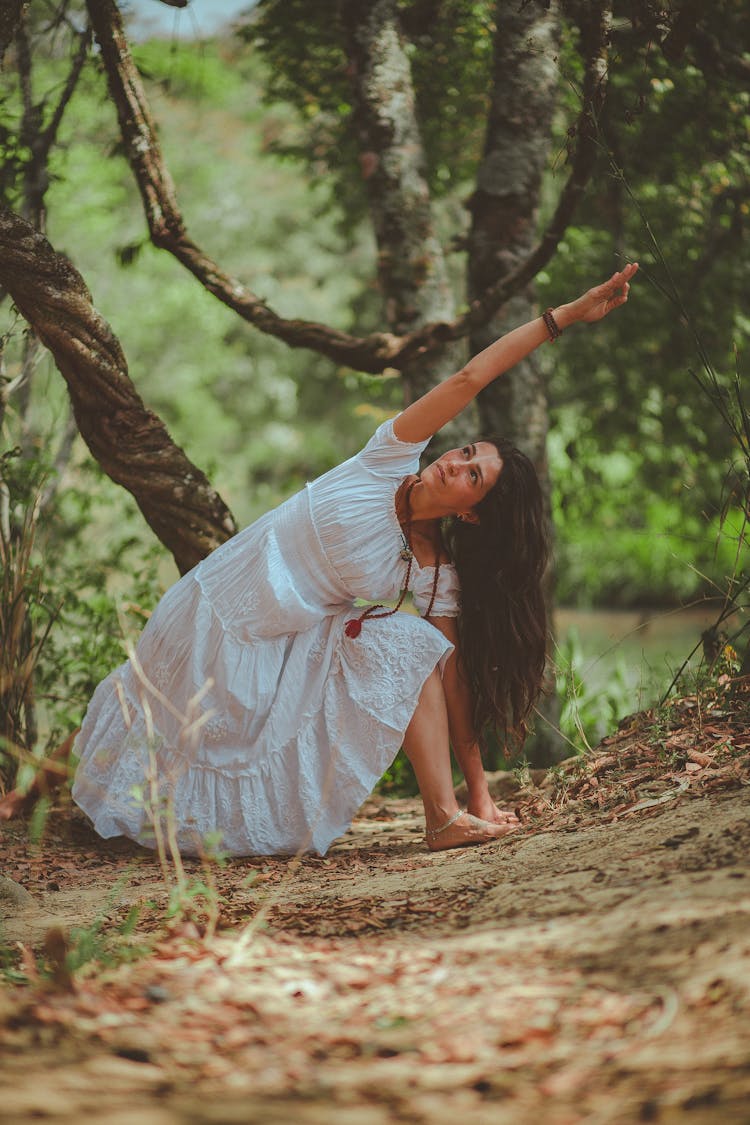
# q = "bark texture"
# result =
<box><xmin>0</xmin><ymin>207</ymin><xmax>237</xmax><ymax>573</ymax></box>
<box><xmin>467</xmin><ymin>0</ymin><xmax>611</xmax><ymax>765</ymax></box>
<box><xmin>342</xmin><ymin>0</ymin><xmax>466</xmax><ymax>426</ymax></box>
<box><xmin>470</xmin><ymin>0</ymin><xmax>611</xmax><ymax>440</ymax></box>
<box><xmin>469</xmin><ymin>0</ymin><xmax>562</xmax><ymax>445</ymax></box>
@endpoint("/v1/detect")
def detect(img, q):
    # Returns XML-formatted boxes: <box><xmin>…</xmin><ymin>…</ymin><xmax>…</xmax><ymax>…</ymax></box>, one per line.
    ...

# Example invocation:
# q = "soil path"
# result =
<box><xmin>1</xmin><ymin>693</ymin><xmax>750</xmax><ymax>1124</ymax></box>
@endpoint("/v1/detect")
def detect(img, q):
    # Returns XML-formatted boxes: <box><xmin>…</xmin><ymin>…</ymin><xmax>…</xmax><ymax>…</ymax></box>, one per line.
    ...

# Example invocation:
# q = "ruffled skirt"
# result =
<box><xmin>72</xmin><ymin>536</ymin><xmax>451</xmax><ymax>856</ymax></box>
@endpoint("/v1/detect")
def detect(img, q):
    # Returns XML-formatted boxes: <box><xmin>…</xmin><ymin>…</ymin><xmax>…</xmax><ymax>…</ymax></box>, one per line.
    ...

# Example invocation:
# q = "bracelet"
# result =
<box><xmin>542</xmin><ymin>307</ymin><xmax>563</xmax><ymax>343</ymax></box>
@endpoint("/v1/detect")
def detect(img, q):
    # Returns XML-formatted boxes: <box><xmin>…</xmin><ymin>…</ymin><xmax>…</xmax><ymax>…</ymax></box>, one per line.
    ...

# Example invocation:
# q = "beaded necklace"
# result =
<box><xmin>344</xmin><ymin>476</ymin><xmax>442</xmax><ymax>638</ymax></box>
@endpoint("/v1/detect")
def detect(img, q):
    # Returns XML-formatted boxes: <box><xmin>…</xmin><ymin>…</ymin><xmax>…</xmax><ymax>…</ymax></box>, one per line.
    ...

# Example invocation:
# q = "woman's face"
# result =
<box><xmin>420</xmin><ymin>441</ymin><xmax>503</xmax><ymax>519</ymax></box>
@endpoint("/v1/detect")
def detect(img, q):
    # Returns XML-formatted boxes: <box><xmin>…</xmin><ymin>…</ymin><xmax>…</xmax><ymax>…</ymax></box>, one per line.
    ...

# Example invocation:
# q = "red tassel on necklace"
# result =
<box><xmin>345</xmin><ymin>604</ymin><xmax>385</xmax><ymax>637</ymax></box>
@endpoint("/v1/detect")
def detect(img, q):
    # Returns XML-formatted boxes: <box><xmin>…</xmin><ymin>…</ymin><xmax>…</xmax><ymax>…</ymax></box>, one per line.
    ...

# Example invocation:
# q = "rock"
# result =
<box><xmin>0</xmin><ymin>875</ymin><xmax>38</xmax><ymax>909</ymax></box>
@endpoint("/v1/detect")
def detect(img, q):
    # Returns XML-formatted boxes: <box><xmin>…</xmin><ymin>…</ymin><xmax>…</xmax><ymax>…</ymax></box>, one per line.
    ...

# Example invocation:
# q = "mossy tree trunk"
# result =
<box><xmin>0</xmin><ymin>208</ymin><xmax>237</xmax><ymax>575</ymax></box>
<box><xmin>468</xmin><ymin>0</ymin><xmax>603</xmax><ymax>766</ymax></box>
<box><xmin>341</xmin><ymin>0</ymin><xmax>470</xmax><ymax>443</ymax></box>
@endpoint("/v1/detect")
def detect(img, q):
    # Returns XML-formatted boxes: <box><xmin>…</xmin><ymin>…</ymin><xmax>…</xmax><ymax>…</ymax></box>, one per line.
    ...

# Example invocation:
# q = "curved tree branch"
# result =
<box><xmin>0</xmin><ymin>207</ymin><xmax>237</xmax><ymax>573</ymax></box>
<box><xmin>85</xmin><ymin>0</ymin><xmax>400</xmax><ymax>372</ymax></box>
<box><xmin>86</xmin><ymin>0</ymin><xmax>610</xmax><ymax>373</ymax></box>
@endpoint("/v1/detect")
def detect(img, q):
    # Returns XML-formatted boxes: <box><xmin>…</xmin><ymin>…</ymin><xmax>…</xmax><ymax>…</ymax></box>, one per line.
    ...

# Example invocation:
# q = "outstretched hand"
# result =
<box><xmin>571</xmin><ymin>262</ymin><xmax>639</xmax><ymax>324</ymax></box>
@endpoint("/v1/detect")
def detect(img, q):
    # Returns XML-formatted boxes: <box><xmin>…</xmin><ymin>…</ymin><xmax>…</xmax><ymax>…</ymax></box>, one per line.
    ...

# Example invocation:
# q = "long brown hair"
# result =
<box><xmin>445</xmin><ymin>439</ymin><xmax>548</xmax><ymax>744</ymax></box>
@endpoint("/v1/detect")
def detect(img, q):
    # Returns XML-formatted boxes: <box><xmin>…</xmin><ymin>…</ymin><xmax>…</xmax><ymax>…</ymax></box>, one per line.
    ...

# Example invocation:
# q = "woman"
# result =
<box><xmin>1</xmin><ymin>265</ymin><xmax>637</xmax><ymax>854</ymax></box>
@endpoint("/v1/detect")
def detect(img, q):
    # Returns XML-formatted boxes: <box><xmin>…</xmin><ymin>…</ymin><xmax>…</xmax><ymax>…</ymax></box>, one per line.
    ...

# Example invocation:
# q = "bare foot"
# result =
<box><xmin>466</xmin><ymin>796</ymin><xmax>520</xmax><ymax>828</ymax></box>
<box><xmin>425</xmin><ymin>811</ymin><xmax>519</xmax><ymax>852</ymax></box>
<box><xmin>0</xmin><ymin>788</ymin><xmax>33</xmax><ymax>821</ymax></box>
<box><xmin>492</xmin><ymin>809</ymin><xmax>520</xmax><ymax>826</ymax></box>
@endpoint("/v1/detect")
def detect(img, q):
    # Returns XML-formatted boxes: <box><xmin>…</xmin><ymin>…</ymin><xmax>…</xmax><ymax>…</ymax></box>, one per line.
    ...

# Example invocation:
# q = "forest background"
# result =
<box><xmin>1</xmin><ymin>0</ymin><xmax>749</xmax><ymax>788</ymax></box>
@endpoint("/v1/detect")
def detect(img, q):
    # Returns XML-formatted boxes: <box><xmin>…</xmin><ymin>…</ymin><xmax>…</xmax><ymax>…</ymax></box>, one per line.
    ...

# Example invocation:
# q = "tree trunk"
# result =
<box><xmin>0</xmin><ymin>0</ymin><xmax>24</xmax><ymax>64</ymax></box>
<box><xmin>0</xmin><ymin>207</ymin><xmax>237</xmax><ymax>574</ymax></box>
<box><xmin>468</xmin><ymin>0</ymin><xmax>565</xmax><ymax>766</ymax></box>
<box><xmin>342</xmin><ymin>0</ymin><xmax>470</xmax><ymax>442</ymax></box>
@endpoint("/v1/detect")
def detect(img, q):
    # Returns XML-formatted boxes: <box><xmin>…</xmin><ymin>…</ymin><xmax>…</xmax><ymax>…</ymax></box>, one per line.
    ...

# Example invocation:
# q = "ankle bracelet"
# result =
<box><xmin>425</xmin><ymin>809</ymin><xmax>464</xmax><ymax>840</ymax></box>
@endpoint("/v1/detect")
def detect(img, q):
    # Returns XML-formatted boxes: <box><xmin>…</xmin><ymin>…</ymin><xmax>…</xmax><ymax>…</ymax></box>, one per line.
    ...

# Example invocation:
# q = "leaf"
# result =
<box><xmin>621</xmin><ymin>779</ymin><xmax>690</xmax><ymax>814</ymax></box>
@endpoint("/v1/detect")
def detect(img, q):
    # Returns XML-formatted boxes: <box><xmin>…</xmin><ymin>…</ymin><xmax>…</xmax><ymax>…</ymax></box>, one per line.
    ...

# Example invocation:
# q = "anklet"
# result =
<box><xmin>425</xmin><ymin>809</ymin><xmax>464</xmax><ymax>841</ymax></box>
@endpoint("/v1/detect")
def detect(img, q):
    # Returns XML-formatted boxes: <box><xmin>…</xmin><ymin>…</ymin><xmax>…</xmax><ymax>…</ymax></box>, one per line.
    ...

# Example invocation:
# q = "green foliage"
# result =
<box><xmin>65</xmin><ymin>899</ymin><xmax>145</xmax><ymax>977</ymax></box>
<box><xmin>241</xmin><ymin>0</ymin><xmax>494</xmax><ymax>222</ymax></box>
<box><xmin>542</xmin><ymin>3</ymin><xmax>750</xmax><ymax>521</ymax></box>
<box><xmin>33</xmin><ymin>464</ymin><xmax>164</xmax><ymax>743</ymax></box>
<box><xmin>376</xmin><ymin>748</ymin><xmax>419</xmax><ymax>796</ymax></box>
<box><xmin>0</xmin><ymin>428</ymin><xmax>165</xmax><ymax>786</ymax></box>
<box><xmin>245</xmin><ymin>1</ymin><xmax>750</xmax><ymax>625</ymax></box>
<box><xmin>0</xmin><ymin>30</ymin><xmax>402</xmax><ymax>763</ymax></box>
<box><xmin>2</xmin><ymin>3</ymin><xmax>749</xmax><ymax>785</ymax></box>
<box><xmin>31</xmin><ymin>34</ymin><xmax>399</xmax><ymax>528</ymax></box>
<box><xmin>0</xmin><ymin>90</ymin><xmax>27</xmax><ymax>208</ymax></box>
<box><xmin>0</xmin><ymin>450</ymin><xmax>58</xmax><ymax>784</ymax></box>
<box><xmin>554</xmin><ymin>627</ymin><xmax>635</xmax><ymax>753</ymax></box>
<box><xmin>0</xmin><ymin>878</ymin><xmax>146</xmax><ymax>988</ymax></box>
<box><xmin>549</xmin><ymin>420</ymin><xmax>749</xmax><ymax>606</ymax></box>
<box><xmin>132</xmin><ymin>38</ymin><xmax>247</xmax><ymax>103</ymax></box>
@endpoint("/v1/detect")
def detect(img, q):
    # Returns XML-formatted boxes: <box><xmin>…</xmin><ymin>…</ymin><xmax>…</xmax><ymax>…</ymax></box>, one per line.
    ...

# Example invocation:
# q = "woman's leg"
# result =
<box><xmin>0</xmin><ymin>728</ymin><xmax>79</xmax><ymax>820</ymax></box>
<box><xmin>402</xmin><ymin>669</ymin><xmax>516</xmax><ymax>850</ymax></box>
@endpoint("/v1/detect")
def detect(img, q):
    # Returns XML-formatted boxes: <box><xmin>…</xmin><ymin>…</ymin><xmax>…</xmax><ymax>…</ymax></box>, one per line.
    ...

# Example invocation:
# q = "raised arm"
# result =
<box><xmin>393</xmin><ymin>262</ymin><xmax>638</xmax><ymax>444</ymax></box>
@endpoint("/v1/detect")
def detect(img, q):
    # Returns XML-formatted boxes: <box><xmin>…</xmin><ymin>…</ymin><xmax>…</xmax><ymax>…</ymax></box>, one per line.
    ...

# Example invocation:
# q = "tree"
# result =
<box><xmin>2</xmin><ymin>0</ymin><xmax>749</xmax><ymax>749</ymax></box>
<box><xmin>235</xmin><ymin>0</ymin><xmax>609</xmax><ymax>762</ymax></box>
<box><xmin>0</xmin><ymin>207</ymin><xmax>237</xmax><ymax>573</ymax></box>
<box><xmin>2</xmin><ymin>0</ymin><xmax>608</xmax><ymax>762</ymax></box>
<box><xmin>340</xmin><ymin>0</ymin><xmax>465</xmax><ymax>423</ymax></box>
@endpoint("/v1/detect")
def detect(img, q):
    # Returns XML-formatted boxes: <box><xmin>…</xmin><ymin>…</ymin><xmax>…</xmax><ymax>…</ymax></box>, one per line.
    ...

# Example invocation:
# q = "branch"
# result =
<box><xmin>392</xmin><ymin>1</ymin><xmax>613</xmax><ymax>365</ymax></box>
<box><xmin>14</xmin><ymin>9</ymin><xmax>92</xmax><ymax>231</ymax></box>
<box><xmin>85</xmin><ymin>0</ymin><xmax>400</xmax><ymax>372</ymax></box>
<box><xmin>41</xmin><ymin>22</ymin><xmax>92</xmax><ymax>155</ymax></box>
<box><xmin>0</xmin><ymin>206</ymin><xmax>238</xmax><ymax>573</ymax></box>
<box><xmin>341</xmin><ymin>0</ymin><xmax>462</xmax><ymax>403</ymax></box>
<box><xmin>87</xmin><ymin>0</ymin><xmax>611</xmax><ymax>373</ymax></box>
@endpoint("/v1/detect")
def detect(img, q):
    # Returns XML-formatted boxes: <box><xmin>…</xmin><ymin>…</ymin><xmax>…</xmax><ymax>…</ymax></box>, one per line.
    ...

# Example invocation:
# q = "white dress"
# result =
<box><xmin>72</xmin><ymin>418</ymin><xmax>460</xmax><ymax>856</ymax></box>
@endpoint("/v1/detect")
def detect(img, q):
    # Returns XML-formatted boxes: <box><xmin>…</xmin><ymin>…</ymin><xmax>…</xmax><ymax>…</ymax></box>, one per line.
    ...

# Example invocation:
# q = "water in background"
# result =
<box><xmin>555</xmin><ymin>604</ymin><xmax>727</xmax><ymax>716</ymax></box>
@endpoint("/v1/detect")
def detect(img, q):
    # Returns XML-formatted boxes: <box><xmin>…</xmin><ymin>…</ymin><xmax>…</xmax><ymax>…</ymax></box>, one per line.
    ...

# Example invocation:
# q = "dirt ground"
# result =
<box><xmin>1</xmin><ymin>684</ymin><xmax>750</xmax><ymax>1125</ymax></box>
